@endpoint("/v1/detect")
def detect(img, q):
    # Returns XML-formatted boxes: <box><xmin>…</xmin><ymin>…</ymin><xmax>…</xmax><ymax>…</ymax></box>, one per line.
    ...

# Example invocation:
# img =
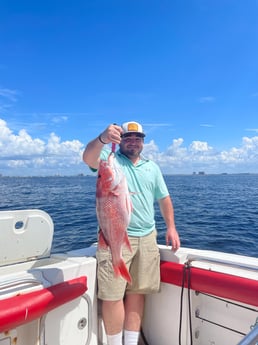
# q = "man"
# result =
<box><xmin>83</xmin><ymin>121</ymin><xmax>180</xmax><ymax>345</ymax></box>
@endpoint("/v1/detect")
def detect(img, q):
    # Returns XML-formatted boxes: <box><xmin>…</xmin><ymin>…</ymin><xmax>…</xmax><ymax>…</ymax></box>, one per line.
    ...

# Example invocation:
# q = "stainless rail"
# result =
<box><xmin>237</xmin><ymin>325</ymin><xmax>258</xmax><ymax>345</ymax></box>
<box><xmin>187</xmin><ymin>255</ymin><xmax>258</xmax><ymax>272</ymax></box>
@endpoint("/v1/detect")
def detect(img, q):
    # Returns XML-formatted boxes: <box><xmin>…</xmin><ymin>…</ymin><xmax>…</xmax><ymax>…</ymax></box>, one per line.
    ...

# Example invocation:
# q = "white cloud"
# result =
<box><xmin>0</xmin><ymin>88</ymin><xmax>19</xmax><ymax>102</ymax></box>
<box><xmin>0</xmin><ymin>88</ymin><xmax>19</xmax><ymax>113</ymax></box>
<box><xmin>142</xmin><ymin>136</ymin><xmax>258</xmax><ymax>174</ymax></box>
<box><xmin>219</xmin><ymin>137</ymin><xmax>258</xmax><ymax>164</ymax></box>
<box><xmin>1</xmin><ymin>118</ymin><xmax>258</xmax><ymax>176</ymax></box>
<box><xmin>198</xmin><ymin>96</ymin><xmax>215</xmax><ymax>103</ymax></box>
<box><xmin>0</xmin><ymin>119</ymin><xmax>84</xmax><ymax>175</ymax></box>
<box><xmin>200</xmin><ymin>124</ymin><xmax>214</xmax><ymax>128</ymax></box>
<box><xmin>51</xmin><ymin>115</ymin><xmax>68</xmax><ymax>124</ymax></box>
<box><xmin>246</xmin><ymin>128</ymin><xmax>258</xmax><ymax>133</ymax></box>
<box><xmin>0</xmin><ymin>119</ymin><xmax>45</xmax><ymax>157</ymax></box>
<box><xmin>46</xmin><ymin>133</ymin><xmax>83</xmax><ymax>164</ymax></box>
<box><xmin>189</xmin><ymin>141</ymin><xmax>213</xmax><ymax>153</ymax></box>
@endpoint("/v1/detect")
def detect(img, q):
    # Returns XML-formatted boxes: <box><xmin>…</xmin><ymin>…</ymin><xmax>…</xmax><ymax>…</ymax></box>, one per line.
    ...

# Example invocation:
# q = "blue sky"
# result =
<box><xmin>0</xmin><ymin>0</ymin><xmax>257</xmax><ymax>176</ymax></box>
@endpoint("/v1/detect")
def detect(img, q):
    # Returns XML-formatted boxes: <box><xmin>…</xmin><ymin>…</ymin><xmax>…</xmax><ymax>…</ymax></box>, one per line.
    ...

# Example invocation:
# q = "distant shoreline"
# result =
<box><xmin>1</xmin><ymin>172</ymin><xmax>258</xmax><ymax>178</ymax></box>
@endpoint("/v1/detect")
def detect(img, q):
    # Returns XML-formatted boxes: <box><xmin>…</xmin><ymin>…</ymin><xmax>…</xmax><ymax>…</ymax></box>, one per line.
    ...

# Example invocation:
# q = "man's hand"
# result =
<box><xmin>99</xmin><ymin>123</ymin><xmax>123</xmax><ymax>145</ymax></box>
<box><xmin>166</xmin><ymin>227</ymin><xmax>180</xmax><ymax>251</ymax></box>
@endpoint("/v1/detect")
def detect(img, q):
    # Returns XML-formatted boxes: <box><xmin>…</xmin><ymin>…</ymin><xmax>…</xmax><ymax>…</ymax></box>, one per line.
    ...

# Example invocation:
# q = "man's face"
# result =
<box><xmin>119</xmin><ymin>133</ymin><xmax>144</xmax><ymax>159</ymax></box>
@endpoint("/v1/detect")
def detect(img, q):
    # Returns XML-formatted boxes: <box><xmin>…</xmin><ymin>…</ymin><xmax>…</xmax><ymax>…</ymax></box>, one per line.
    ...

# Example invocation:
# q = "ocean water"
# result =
<box><xmin>0</xmin><ymin>174</ymin><xmax>258</xmax><ymax>258</ymax></box>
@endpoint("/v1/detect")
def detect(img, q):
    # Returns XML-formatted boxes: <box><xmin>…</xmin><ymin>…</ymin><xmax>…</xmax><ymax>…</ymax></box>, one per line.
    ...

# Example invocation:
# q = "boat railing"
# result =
<box><xmin>187</xmin><ymin>254</ymin><xmax>258</xmax><ymax>273</ymax></box>
<box><xmin>237</xmin><ymin>324</ymin><xmax>258</xmax><ymax>345</ymax></box>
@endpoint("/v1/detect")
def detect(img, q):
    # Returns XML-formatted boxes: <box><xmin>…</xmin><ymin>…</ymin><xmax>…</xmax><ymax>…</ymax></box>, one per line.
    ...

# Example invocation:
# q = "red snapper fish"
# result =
<box><xmin>96</xmin><ymin>152</ymin><xmax>132</xmax><ymax>284</ymax></box>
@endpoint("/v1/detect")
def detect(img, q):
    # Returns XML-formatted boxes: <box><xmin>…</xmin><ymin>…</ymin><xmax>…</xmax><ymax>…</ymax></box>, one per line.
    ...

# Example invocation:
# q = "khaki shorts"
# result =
<box><xmin>96</xmin><ymin>230</ymin><xmax>160</xmax><ymax>301</ymax></box>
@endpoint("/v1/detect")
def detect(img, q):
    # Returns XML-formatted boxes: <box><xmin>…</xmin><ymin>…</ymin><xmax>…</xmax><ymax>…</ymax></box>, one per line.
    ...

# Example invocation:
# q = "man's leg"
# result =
<box><xmin>124</xmin><ymin>293</ymin><xmax>145</xmax><ymax>344</ymax></box>
<box><xmin>102</xmin><ymin>299</ymin><xmax>124</xmax><ymax>345</ymax></box>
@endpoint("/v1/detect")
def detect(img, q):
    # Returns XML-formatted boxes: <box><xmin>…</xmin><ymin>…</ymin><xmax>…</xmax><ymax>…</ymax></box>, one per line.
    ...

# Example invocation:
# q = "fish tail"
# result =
<box><xmin>114</xmin><ymin>260</ymin><xmax>132</xmax><ymax>284</ymax></box>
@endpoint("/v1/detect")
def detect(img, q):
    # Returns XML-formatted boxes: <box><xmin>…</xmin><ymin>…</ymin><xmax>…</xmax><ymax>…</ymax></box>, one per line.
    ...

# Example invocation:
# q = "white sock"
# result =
<box><xmin>124</xmin><ymin>330</ymin><xmax>140</xmax><ymax>345</ymax></box>
<box><xmin>106</xmin><ymin>331</ymin><xmax>123</xmax><ymax>345</ymax></box>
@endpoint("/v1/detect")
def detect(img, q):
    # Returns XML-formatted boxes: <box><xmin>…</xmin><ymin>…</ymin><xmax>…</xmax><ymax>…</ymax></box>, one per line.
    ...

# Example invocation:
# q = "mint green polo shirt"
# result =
<box><xmin>95</xmin><ymin>149</ymin><xmax>169</xmax><ymax>237</ymax></box>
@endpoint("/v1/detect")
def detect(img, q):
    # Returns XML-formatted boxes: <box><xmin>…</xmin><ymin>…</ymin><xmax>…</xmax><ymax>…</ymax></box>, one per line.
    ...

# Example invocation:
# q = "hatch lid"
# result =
<box><xmin>0</xmin><ymin>209</ymin><xmax>54</xmax><ymax>266</ymax></box>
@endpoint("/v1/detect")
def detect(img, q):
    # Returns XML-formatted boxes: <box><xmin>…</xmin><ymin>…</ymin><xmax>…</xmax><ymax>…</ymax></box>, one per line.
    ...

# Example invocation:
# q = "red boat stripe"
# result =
<box><xmin>160</xmin><ymin>261</ymin><xmax>258</xmax><ymax>307</ymax></box>
<box><xmin>0</xmin><ymin>276</ymin><xmax>87</xmax><ymax>333</ymax></box>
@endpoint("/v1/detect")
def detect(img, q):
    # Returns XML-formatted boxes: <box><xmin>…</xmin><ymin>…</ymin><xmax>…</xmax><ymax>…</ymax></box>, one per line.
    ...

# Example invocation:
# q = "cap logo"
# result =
<box><xmin>128</xmin><ymin>123</ymin><xmax>139</xmax><ymax>132</ymax></box>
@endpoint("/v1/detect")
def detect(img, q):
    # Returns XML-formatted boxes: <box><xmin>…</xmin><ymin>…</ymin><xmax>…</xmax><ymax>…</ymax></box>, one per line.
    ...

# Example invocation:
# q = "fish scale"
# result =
<box><xmin>96</xmin><ymin>152</ymin><xmax>132</xmax><ymax>284</ymax></box>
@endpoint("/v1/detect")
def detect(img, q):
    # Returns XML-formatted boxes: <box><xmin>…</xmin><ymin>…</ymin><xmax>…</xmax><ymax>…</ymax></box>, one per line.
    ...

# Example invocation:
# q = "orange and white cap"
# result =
<box><xmin>121</xmin><ymin>121</ymin><xmax>145</xmax><ymax>137</ymax></box>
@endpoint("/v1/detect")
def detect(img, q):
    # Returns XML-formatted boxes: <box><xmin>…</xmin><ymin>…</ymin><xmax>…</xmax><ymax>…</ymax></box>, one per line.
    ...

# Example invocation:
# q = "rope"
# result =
<box><xmin>140</xmin><ymin>328</ymin><xmax>150</xmax><ymax>345</ymax></box>
<box><xmin>179</xmin><ymin>261</ymin><xmax>193</xmax><ymax>345</ymax></box>
<box><xmin>179</xmin><ymin>263</ymin><xmax>186</xmax><ymax>345</ymax></box>
<box><xmin>187</xmin><ymin>263</ymin><xmax>193</xmax><ymax>345</ymax></box>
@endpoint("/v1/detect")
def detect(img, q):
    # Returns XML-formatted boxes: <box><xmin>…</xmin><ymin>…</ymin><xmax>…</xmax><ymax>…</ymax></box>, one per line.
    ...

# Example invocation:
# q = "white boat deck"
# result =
<box><xmin>0</xmin><ymin>210</ymin><xmax>258</xmax><ymax>345</ymax></box>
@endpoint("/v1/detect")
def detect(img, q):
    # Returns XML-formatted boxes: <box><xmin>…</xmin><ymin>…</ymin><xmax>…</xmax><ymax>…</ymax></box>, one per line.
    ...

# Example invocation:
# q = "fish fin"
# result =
<box><xmin>114</xmin><ymin>261</ymin><xmax>132</xmax><ymax>284</ymax></box>
<box><xmin>124</xmin><ymin>233</ymin><xmax>132</xmax><ymax>252</ymax></box>
<box><xmin>126</xmin><ymin>195</ymin><xmax>133</xmax><ymax>213</ymax></box>
<box><xmin>98</xmin><ymin>229</ymin><xmax>109</xmax><ymax>249</ymax></box>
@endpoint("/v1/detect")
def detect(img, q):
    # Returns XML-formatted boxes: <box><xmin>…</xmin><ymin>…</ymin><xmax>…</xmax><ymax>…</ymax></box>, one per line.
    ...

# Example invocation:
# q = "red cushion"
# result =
<box><xmin>0</xmin><ymin>276</ymin><xmax>87</xmax><ymax>332</ymax></box>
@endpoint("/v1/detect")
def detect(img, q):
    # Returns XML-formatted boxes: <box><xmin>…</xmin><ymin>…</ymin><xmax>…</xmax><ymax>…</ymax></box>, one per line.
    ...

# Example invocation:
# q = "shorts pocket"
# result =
<box><xmin>96</xmin><ymin>248</ymin><xmax>113</xmax><ymax>282</ymax></box>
